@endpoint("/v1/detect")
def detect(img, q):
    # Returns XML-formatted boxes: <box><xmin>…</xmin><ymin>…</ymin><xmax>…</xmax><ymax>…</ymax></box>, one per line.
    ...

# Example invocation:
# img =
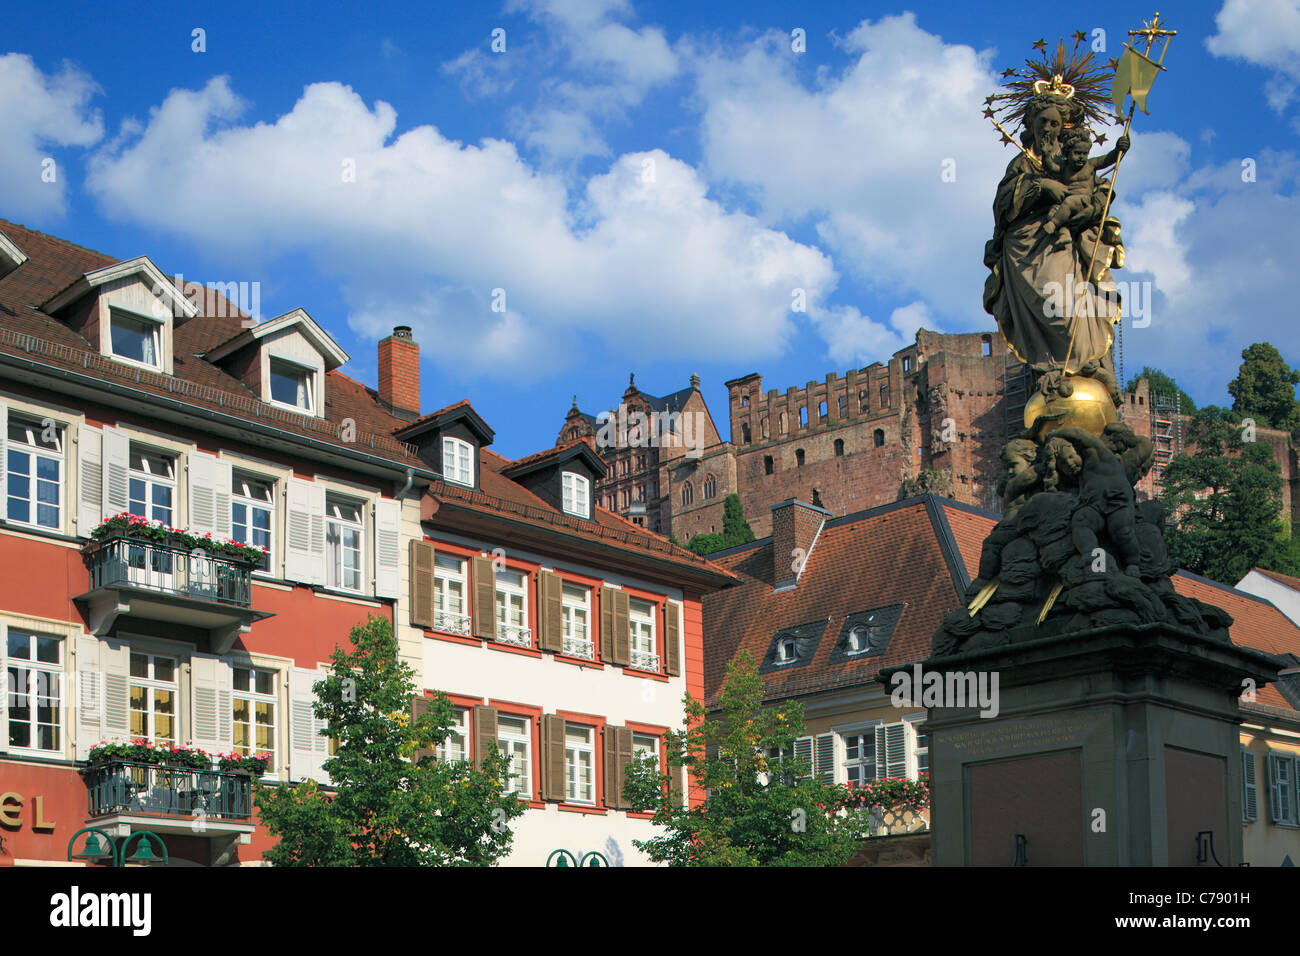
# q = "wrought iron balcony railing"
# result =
<box><xmin>628</xmin><ymin>649</ymin><xmax>660</xmax><ymax>672</ymax></box>
<box><xmin>433</xmin><ymin>609</ymin><xmax>473</xmax><ymax>636</ymax></box>
<box><xmin>562</xmin><ymin>635</ymin><xmax>595</xmax><ymax>659</ymax></box>
<box><xmin>82</xmin><ymin>760</ymin><xmax>254</xmax><ymax>821</ymax></box>
<box><xmin>85</xmin><ymin>536</ymin><xmax>253</xmax><ymax>608</ymax></box>
<box><xmin>495</xmin><ymin>623</ymin><xmax>533</xmax><ymax>647</ymax></box>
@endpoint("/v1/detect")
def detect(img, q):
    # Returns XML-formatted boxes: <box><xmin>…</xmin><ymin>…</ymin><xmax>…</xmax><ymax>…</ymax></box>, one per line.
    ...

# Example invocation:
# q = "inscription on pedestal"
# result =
<box><xmin>944</xmin><ymin>713</ymin><xmax>1103</xmax><ymax>759</ymax></box>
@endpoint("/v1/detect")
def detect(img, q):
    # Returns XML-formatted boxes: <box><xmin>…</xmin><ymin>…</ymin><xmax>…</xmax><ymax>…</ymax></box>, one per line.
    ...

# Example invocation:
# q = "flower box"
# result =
<box><xmin>87</xmin><ymin>739</ymin><xmax>212</xmax><ymax>770</ymax></box>
<box><xmin>216</xmin><ymin>752</ymin><xmax>272</xmax><ymax>776</ymax></box>
<box><xmin>89</xmin><ymin>513</ymin><xmax>268</xmax><ymax>567</ymax></box>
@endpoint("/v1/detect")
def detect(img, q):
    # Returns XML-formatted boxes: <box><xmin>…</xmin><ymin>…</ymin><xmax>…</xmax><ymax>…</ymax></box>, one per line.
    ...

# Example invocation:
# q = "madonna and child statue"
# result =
<box><xmin>930</xmin><ymin>17</ymin><xmax>1242</xmax><ymax>656</ymax></box>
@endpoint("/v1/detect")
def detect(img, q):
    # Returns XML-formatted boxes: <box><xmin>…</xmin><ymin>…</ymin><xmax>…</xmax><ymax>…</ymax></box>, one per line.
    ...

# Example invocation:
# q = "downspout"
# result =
<box><xmin>394</xmin><ymin>467</ymin><xmax>416</xmax><ymax>500</ymax></box>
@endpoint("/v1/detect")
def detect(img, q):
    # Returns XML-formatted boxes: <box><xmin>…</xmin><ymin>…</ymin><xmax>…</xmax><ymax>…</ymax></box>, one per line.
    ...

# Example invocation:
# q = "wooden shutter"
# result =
<box><xmin>188</xmin><ymin>653</ymin><xmax>233</xmax><ymax>755</ymax></box>
<box><xmin>603</xmin><ymin>725</ymin><xmax>620</xmax><ymax>808</ymax></box>
<box><xmin>538</xmin><ymin>570</ymin><xmax>563</xmax><ymax>653</ymax></box>
<box><xmin>668</xmin><ymin>763</ymin><xmax>685</xmax><ymax>807</ymax></box>
<box><xmin>793</xmin><ymin>735</ymin><xmax>814</xmax><ymax>781</ymax></box>
<box><xmin>542</xmin><ymin>714</ymin><xmax>567</xmax><ymax>801</ymax></box>
<box><xmin>877</xmin><ymin>722</ymin><xmax>908</xmax><ymax>779</ymax></box>
<box><xmin>471</xmin><ymin>555</ymin><xmax>496</xmax><ymax>639</ymax></box>
<box><xmin>473</xmin><ymin>705</ymin><xmax>498</xmax><ymax>768</ymax></box>
<box><xmin>284</xmin><ymin>477</ymin><xmax>316</xmax><ymax>584</ymax></box>
<box><xmin>101</xmin><ymin>426</ymin><xmax>131</xmax><ymax>519</ymax></box>
<box><xmin>1243</xmin><ymin>748</ymin><xmax>1258</xmax><ymax>823</ymax></box>
<box><xmin>409</xmin><ymin>540</ymin><xmax>435</xmax><ymax>627</ymax></box>
<box><xmin>411</xmin><ymin>695</ymin><xmax>434</xmax><ymax>765</ymax></box>
<box><xmin>76</xmin><ymin>425</ymin><xmax>103</xmax><ymax>535</ymax></box>
<box><xmin>373</xmin><ymin>498</ymin><xmax>401</xmax><ymax>599</ymax></box>
<box><xmin>187</xmin><ymin>451</ymin><xmax>230</xmax><ymax>539</ymax></box>
<box><xmin>611</xmin><ymin>588</ymin><xmax>630</xmax><ymax>666</ymax></box>
<box><xmin>75</xmin><ymin>635</ymin><xmax>102</xmax><ymax>760</ymax></box>
<box><xmin>664</xmin><ymin>601</ymin><xmax>681</xmax><ymax>676</ymax></box>
<box><xmin>616</xmin><ymin>726</ymin><xmax>634</xmax><ymax>809</ymax></box>
<box><xmin>815</xmin><ymin>732</ymin><xmax>836</xmax><ymax>785</ymax></box>
<box><xmin>289</xmin><ymin>666</ymin><xmax>327</xmax><ymax>782</ymax></box>
<box><xmin>599</xmin><ymin>586</ymin><xmax>615</xmax><ymax>662</ymax></box>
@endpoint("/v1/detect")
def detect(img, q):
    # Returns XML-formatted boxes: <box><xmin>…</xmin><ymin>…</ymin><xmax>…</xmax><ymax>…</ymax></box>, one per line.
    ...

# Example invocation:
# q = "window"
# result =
<box><xmin>779</xmin><ymin>411</ymin><xmax>787</xmax><ymax>434</ymax></box>
<box><xmin>6</xmin><ymin>631</ymin><xmax>61</xmax><ymax>753</ymax></box>
<box><xmin>632</xmin><ymin>733</ymin><xmax>658</xmax><ymax>769</ymax></box>
<box><xmin>838</xmin><ymin>396</ymin><xmax>847</xmax><ymax>418</ymax></box>
<box><xmin>741</xmin><ymin>394</ymin><xmax>749</xmax><ymax>407</ymax></box>
<box><xmin>561</xmin><ymin>472</ymin><xmax>590</xmax><ymax>517</ymax></box>
<box><xmin>268</xmin><ymin>359</ymin><xmax>314</xmax><ymax>413</ymax></box>
<box><xmin>879</xmin><ymin>382</ymin><xmax>890</xmax><ymax>406</ymax></box>
<box><xmin>834</xmin><ymin>438</ymin><xmax>845</xmax><ymax>457</ymax></box>
<box><xmin>1269</xmin><ymin>753</ymin><xmax>1299</xmax><ymax>826</ymax></box>
<box><xmin>764</xmin><ymin>455</ymin><xmax>773</xmax><ymax>475</ymax></box>
<box><xmin>795</xmin><ymin>449</ymin><xmax>805</xmax><ymax>467</ymax></box>
<box><xmin>434</xmin><ymin>554</ymin><xmax>471</xmax><ymax>635</ymax></box>
<box><xmin>799</xmin><ymin>406</ymin><xmax>808</xmax><ymax>428</ymax></box>
<box><xmin>903</xmin><ymin>356</ymin><xmax>913</xmax><ymax>372</ymax></box>
<box><xmin>681</xmin><ymin>481</ymin><xmax>693</xmax><ymax>506</ymax></box>
<box><xmin>842</xmin><ymin>722</ymin><xmax>911</xmax><ymax>786</ymax></box>
<box><xmin>130</xmin><ymin>652</ymin><xmax>177</xmax><ymax>746</ymax></box>
<box><xmin>564</xmin><ymin>724</ymin><xmax>595</xmax><ymax>804</ymax></box>
<box><xmin>325</xmin><ymin>495</ymin><xmax>363</xmax><ymax>592</ymax></box>
<box><xmin>873</xmin><ymin>429</ymin><xmax>885</xmax><ymax>448</ymax></box>
<box><xmin>703</xmin><ymin>474</ymin><xmax>717</xmax><ymax>498</ymax></box>
<box><xmin>109</xmin><ymin>310</ymin><xmax>161</xmax><ymax>368</ymax></box>
<box><xmin>628</xmin><ymin>598</ymin><xmax>658</xmax><ymax>671</ymax></box>
<box><xmin>775</xmin><ymin>637</ymin><xmax>797</xmax><ymax>664</ymax></box>
<box><xmin>231</xmin><ymin>474</ymin><xmax>273</xmax><ymax>572</ymax></box>
<box><xmin>844</xmin><ymin>731</ymin><xmax>876</xmax><ymax>786</ymax></box>
<box><xmin>819</xmin><ymin>400</ymin><xmax>828</xmax><ymax>420</ymax></box>
<box><xmin>232</xmin><ymin>666</ymin><xmax>277</xmax><ymax>769</ymax></box>
<box><xmin>438</xmin><ymin>708</ymin><xmax>468</xmax><ymax>763</ymax></box>
<box><xmin>741</xmin><ymin>422</ymin><xmax>751</xmax><ymax>444</ymax></box>
<box><xmin>498</xmin><ymin>715</ymin><xmax>531</xmax><ymax>797</ymax></box>
<box><xmin>981</xmin><ymin>335</ymin><xmax>992</xmax><ymax>356</ymax></box>
<box><xmin>761</xmin><ymin>418</ymin><xmax>769</xmax><ymax>439</ymax></box>
<box><xmin>911</xmin><ymin>721</ymin><xmax>928</xmax><ymax>778</ymax></box>
<box><xmin>129</xmin><ymin>449</ymin><xmax>175</xmax><ymax>525</ymax></box>
<box><xmin>561</xmin><ymin>582</ymin><xmax>593</xmax><ymax>658</ymax></box>
<box><xmin>859</xmin><ymin>390</ymin><xmax>869</xmax><ymax>413</ymax></box>
<box><xmin>442</xmin><ymin>437</ymin><xmax>474</xmax><ymax>487</ymax></box>
<box><xmin>494</xmin><ymin>569</ymin><xmax>530</xmax><ymax>646</ymax></box>
<box><xmin>6</xmin><ymin>417</ymin><xmax>63</xmax><ymax>530</ymax></box>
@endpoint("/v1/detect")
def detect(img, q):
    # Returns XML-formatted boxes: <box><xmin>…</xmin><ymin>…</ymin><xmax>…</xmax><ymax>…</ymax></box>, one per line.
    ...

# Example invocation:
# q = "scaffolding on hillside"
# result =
<box><xmin>1150</xmin><ymin>390</ymin><xmax>1183</xmax><ymax>494</ymax></box>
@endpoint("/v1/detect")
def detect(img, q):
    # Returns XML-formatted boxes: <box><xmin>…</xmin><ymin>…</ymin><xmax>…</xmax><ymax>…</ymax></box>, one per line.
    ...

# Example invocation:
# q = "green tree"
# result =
<box><xmin>624</xmin><ymin>651</ymin><xmax>860</xmax><ymax>866</ymax></box>
<box><xmin>1125</xmin><ymin>366</ymin><xmax>1196</xmax><ymax>414</ymax></box>
<box><xmin>1160</xmin><ymin>406</ymin><xmax>1300</xmax><ymax>583</ymax></box>
<box><xmin>687</xmin><ymin>493</ymin><xmax>756</xmax><ymax>555</ymax></box>
<box><xmin>255</xmin><ymin>615</ymin><xmax>525</xmax><ymax>865</ymax></box>
<box><xmin>1228</xmin><ymin>342</ymin><xmax>1300</xmax><ymax>436</ymax></box>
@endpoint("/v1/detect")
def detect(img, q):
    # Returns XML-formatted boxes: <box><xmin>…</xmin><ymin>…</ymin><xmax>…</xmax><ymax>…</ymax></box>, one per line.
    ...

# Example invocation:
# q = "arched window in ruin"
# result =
<box><xmin>873</xmin><ymin>428</ymin><xmax>885</xmax><ymax>447</ymax></box>
<box><xmin>703</xmin><ymin>474</ymin><xmax>717</xmax><ymax>498</ymax></box>
<box><xmin>681</xmin><ymin>481</ymin><xmax>694</xmax><ymax>506</ymax></box>
<box><xmin>834</xmin><ymin>438</ymin><xmax>845</xmax><ymax>457</ymax></box>
<box><xmin>742</xmin><ymin>421</ymin><xmax>752</xmax><ymax>444</ymax></box>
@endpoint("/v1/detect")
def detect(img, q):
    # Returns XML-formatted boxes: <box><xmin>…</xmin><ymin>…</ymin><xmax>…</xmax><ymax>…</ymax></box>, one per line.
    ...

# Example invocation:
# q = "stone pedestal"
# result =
<box><xmin>917</xmin><ymin>623</ymin><xmax>1282</xmax><ymax>866</ymax></box>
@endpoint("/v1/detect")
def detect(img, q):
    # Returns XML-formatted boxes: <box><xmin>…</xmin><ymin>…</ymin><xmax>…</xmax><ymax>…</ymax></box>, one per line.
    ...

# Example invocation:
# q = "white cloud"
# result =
<box><xmin>86</xmin><ymin>79</ymin><xmax>834</xmax><ymax>382</ymax></box>
<box><xmin>441</xmin><ymin>48</ymin><xmax>516</xmax><ymax>100</ymax></box>
<box><xmin>1207</xmin><ymin>0</ymin><xmax>1300</xmax><ymax>111</ymax></box>
<box><xmin>0</xmin><ymin>54</ymin><xmax>103</xmax><ymax>221</ymax></box>
<box><xmin>811</xmin><ymin>301</ymin><xmax>925</xmax><ymax>367</ymax></box>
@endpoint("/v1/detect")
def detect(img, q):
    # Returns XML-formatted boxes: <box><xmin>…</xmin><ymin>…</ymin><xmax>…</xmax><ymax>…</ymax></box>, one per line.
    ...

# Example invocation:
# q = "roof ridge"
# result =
<box><xmin>0</xmin><ymin>218</ymin><xmax>117</xmax><ymax>263</ymax></box>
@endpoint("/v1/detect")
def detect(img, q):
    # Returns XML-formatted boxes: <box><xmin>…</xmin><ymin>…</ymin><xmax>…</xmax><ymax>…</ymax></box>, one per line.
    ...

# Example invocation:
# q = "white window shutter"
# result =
<box><xmin>793</xmin><ymin>735</ymin><xmax>813</xmax><ymax>781</ymax></box>
<box><xmin>284</xmin><ymin>478</ymin><xmax>315</xmax><ymax>584</ymax></box>
<box><xmin>75</xmin><ymin>635</ymin><xmax>103</xmax><ymax>760</ymax></box>
<box><xmin>309</xmin><ymin>483</ymin><xmax>327</xmax><ymax>586</ymax></box>
<box><xmin>99</xmin><ymin>638</ymin><xmax>132</xmax><ymax>743</ymax></box>
<box><xmin>189</xmin><ymin>653</ymin><xmax>233</xmax><ymax>755</ymax></box>
<box><xmin>289</xmin><ymin>666</ymin><xmax>328</xmax><ymax>782</ymax></box>
<box><xmin>77</xmin><ymin>425</ymin><xmax>103</xmax><ymax>535</ymax></box>
<box><xmin>815</xmin><ymin>733</ymin><xmax>836</xmax><ymax>785</ymax></box>
<box><xmin>1242</xmin><ymin>749</ymin><xmax>1258</xmax><ymax>823</ymax></box>
<box><xmin>877</xmin><ymin>722</ymin><xmax>908</xmax><ymax>779</ymax></box>
<box><xmin>0</xmin><ymin>401</ymin><xmax>7</xmax><ymax>511</ymax></box>
<box><xmin>373</xmin><ymin>497</ymin><xmax>401</xmax><ymax>599</ymax></box>
<box><xmin>0</xmin><ymin>622</ymin><xmax>7</xmax><ymax>752</ymax></box>
<box><xmin>315</xmin><ymin>665</ymin><xmax>333</xmax><ymax>785</ymax></box>
<box><xmin>101</xmin><ymin>426</ymin><xmax>131</xmax><ymax>519</ymax></box>
<box><xmin>188</xmin><ymin>451</ymin><xmax>217</xmax><ymax>537</ymax></box>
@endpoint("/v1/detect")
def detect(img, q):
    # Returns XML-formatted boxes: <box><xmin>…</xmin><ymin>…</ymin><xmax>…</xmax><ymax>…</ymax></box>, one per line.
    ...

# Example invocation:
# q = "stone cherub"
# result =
<box><xmin>1047</xmin><ymin>425</ymin><xmax>1142</xmax><ymax>577</ymax></box>
<box><xmin>1042</xmin><ymin>127</ymin><xmax>1130</xmax><ymax>237</ymax></box>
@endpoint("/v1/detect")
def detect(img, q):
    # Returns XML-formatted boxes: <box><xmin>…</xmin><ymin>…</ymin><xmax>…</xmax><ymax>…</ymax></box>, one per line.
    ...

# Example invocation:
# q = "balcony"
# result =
<box><xmin>433</xmin><ymin>609</ymin><xmax>472</xmax><ymax>636</ymax></box>
<box><xmin>76</xmin><ymin>536</ymin><xmax>273</xmax><ymax>652</ymax></box>
<box><xmin>494</xmin><ymin>623</ymin><xmax>533</xmax><ymax>648</ymax></box>
<box><xmin>629</xmin><ymin>649</ymin><xmax>660</xmax><ymax>672</ymax></box>
<box><xmin>561</xmin><ymin>635</ymin><xmax>595</xmax><ymax>659</ymax></box>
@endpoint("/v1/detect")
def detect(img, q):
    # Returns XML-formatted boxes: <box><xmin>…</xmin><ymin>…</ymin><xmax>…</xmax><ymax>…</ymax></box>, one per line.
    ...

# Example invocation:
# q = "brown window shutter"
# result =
<box><xmin>668</xmin><ymin>762</ymin><xmax>685</xmax><ymax>808</ymax></box>
<box><xmin>664</xmin><ymin>601</ymin><xmax>681</xmax><ymax>676</ymax></box>
<box><xmin>409</xmin><ymin>540</ymin><xmax>435</xmax><ymax>628</ymax></box>
<box><xmin>615</xmin><ymin>726</ymin><xmax>634</xmax><ymax>810</ymax></box>
<box><xmin>473</xmin><ymin>704</ymin><xmax>498</xmax><ymax>769</ymax></box>
<box><xmin>603</xmin><ymin>725</ymin><xmax>621</xmax><ymax>809</ymax></box>
<box><xmin>411</xmin><ymin>695</ymin><xmax>435</xmax><ymax>765</ymax></box>
<box><xmin>471</xmin><ymin>555</ymin><xmax>497</xmax><ymax>639</ymax></box>
<box><xmin>612</xmin><ymin>588</ymin><xmax>631</xmax><ymax>666</ymax></box>
<box><xmin>538</xmin><ymin>570</ymin><xmax>563</xmax><ymax>653</ymax></box>
<box><xmin>599</xmin><ymin>585</ymin><xmax>615</xmax><ymax>663</ymax></box>
<box><xmin>542</xmin><ymin>714</ymin><xmax>567</xmax><ymax>801</ymax></box>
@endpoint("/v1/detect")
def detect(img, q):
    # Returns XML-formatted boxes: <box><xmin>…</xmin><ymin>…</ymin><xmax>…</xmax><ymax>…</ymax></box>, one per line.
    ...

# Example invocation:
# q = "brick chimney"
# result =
<box><xmin>378</xmin><ymin>326</ymin><xmax>420</xmax><ymax>417</ymax></box>
<box><xmin>771</xmin><ymin>498</ymin><xmax>829</xmax><ymax>589</ymax></box>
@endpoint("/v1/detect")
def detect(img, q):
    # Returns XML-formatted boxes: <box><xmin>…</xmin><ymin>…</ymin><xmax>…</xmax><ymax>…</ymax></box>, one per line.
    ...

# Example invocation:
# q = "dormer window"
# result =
<box><xmin>776</xmin><ymin>638</ymin><xmax>798</xmax><ymax>664</ymax></box>
<box><xmin>109</xmin><ymin>310</ymin><xmax>162</xmax><ymax>369</ymax></box>
<box><xmin>268</xmin><ymin>358</ymin><xmax>316</xmax><ymax>414</ymax></box>
<box><xmin>847</xmin><ymin>626</ymin><xmax>870</xmax><ymax>655</ymax></box>
<box><xmin>561</xmin><ymin>472</ymin><xmax>589</xmax><ymax>517</ymax></box>
<box><xmin>443</xmin><ymin>437</ymin><xmax>474</xmax><ymax>487</ymax></box>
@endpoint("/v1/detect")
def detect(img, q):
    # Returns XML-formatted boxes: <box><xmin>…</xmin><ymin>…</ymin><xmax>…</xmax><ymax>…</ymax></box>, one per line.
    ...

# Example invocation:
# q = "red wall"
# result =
<box><xmin>0</xmin><ymin>762</ymin><xmax>88</xmax><ymax>865</ymax></box>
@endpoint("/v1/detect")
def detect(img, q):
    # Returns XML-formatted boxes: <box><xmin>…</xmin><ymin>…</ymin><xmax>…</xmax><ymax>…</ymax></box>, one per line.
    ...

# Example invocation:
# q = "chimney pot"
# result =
<box><xmin>770</xmin><ymin>498</ymin><xmax>829</xmax><ymax>588</ymax></box>
<box><xmin>379</xmin><ymin>327</ymin><xmax>420</xmax><ymax>416</ymax></box>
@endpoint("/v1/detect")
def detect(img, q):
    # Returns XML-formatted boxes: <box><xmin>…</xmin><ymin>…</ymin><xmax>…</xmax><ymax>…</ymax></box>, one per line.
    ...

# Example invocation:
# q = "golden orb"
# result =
<box><xmin>1023</xmin><ymin>375</ymin><xmax>1117</xmax><ymax>441</ymax></box>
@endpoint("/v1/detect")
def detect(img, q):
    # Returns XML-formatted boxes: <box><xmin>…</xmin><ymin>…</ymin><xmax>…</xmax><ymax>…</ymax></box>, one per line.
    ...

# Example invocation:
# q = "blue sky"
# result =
<box><xmin>3</xmin><ymin>0</ymin><xmax>1298</xmax><ymax>458</ymax></box>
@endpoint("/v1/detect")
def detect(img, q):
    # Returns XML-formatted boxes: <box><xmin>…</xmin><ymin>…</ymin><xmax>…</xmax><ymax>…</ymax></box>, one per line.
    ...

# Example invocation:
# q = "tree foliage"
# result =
<box><xmin>255</xmin><ymin>615</ymin><xmax>525</xmax><ymax>865</ymax></box>
<box><xmin>1125</xmin><ymin>366</ymin><xmax>1196</xmax><ymax>414</ymax></box>
<box><xmin>1159</xmin><ymin>406</ymin><xmax>1300</xmax><ymax>584</ymax></box>
<box><xmin>687</xmin><ymin>493</ymin><xmax>756</xmax><ymax>555</ymax></box>
<box><xmin>624</xmin><ymin>651</ymin><xmax>860</xmax><ymax>867</ymax></box>
<box><xmin>1228</xmin><ymin>342</ymin><xmax>1300</xmax><ymax>436</ymax></box>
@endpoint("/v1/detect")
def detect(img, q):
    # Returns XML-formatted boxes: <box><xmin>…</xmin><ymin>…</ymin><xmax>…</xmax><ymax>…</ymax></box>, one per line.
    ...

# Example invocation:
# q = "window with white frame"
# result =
<box><xmin>841</xmin><ymin>722</ymin><xmax>913</xmax><ymax>787</ymax></box>
<box><xmin>6</xmin><ymin>417</ymin><xmax>63</xmax><ymax>530</ymax></box>
<box><xmin>1269</xmin><ymin>752</ymin><xmax>1299</xmax><ymax>826</ymax></box>
<box><xmin>561</xmin><ymin>472</ymin><xmax>589</xmax><ymax>517</ymax></box>
<box><xmin>632</xmin><ymin>733</ymin><xmax>658</xmax><ymax>770</ymax></box>
<box><xmin>909</xmin><ymin>720</ymin><xmax>929</xmax><ymax>778</ymax></box>
<box><xmin>325</xmin><ymin>495</ymin><xmax>363</xmax><ymax>592</ymax></box>
<box><xmin>442</xmin><ymin>437</ymin><xmax>473</xmax><ymax>487</ymax></box>
<box><xmin>565</xmin><ymin>724</ymin><xmax>595</xmax><ymax>804</ymax></box>
<box><xmin>268</xmin><ymin>359</ymin><xmax>315</xmax><ymax>414</ymax></box>
<box><xmin>560</xmin><ymin>582</ymin><xmax>592</xmax><ymax>658</ymax></box>
<box><xmin>109</xmin><ymin>310</ymin><xmax>161</xmax><ymax>369</ymax></box>
<box><xmin>843</xmin><ymin>731</ymin><xmax>877</xmax><ymax>786</ymax></box>
<box><xmin>628</xmin><ymin>598</ymin><xmax>658</xmax><ymax>671</ymax></box>
<box><xmin>129</xmin><ymin>449</ymin><xmax>176</xmax><ymax>525</ymax></box>
<box><xmin>433</xmin><ymin>555</ymin><xmax>470</xmax><ymax>635</ymax></box>
<box><xmin>497</xmin><ymin>715</ymin><xmax>531</xmax><ymax>797</ymax></box>
<box><xmin>6</xmin><ymin>630</ymin><xmax>62</xmax><ymax>753</ymax></box>
<box><xmin>437</xmin><ymin>708</ymin><xmax>468</xmax><ymax>763</ymax></box>
<box><xmin>232</xmin><ymin>666</ymin><xmax>277</xmax><ymax>768</ymax></box>
<box><xmin>231</xmin><ymin>474</ymin><xmax>274</xmax><ymax>572</ymax></box>
<box><xmin>494</xmin><ymin>569</ymin><xmax>530</xmax><ymax>646</ymax></box>
<box><xmin>130</xmin><ymin>652</ymin><xmax>178</xmax><ymax>746</ymax></box>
